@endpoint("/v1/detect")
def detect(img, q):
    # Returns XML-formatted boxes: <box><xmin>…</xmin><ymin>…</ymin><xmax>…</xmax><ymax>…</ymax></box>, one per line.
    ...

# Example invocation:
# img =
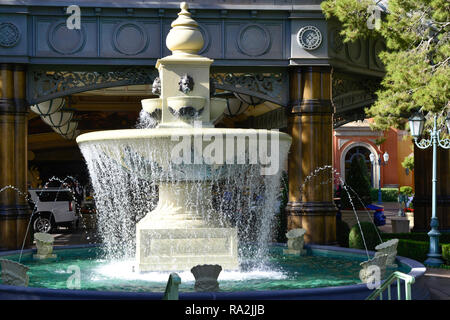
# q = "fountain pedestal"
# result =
<box><xmin>136</xmin><ymin>182</ymin><xmax>239</xmax><ymax>272</ymax></box>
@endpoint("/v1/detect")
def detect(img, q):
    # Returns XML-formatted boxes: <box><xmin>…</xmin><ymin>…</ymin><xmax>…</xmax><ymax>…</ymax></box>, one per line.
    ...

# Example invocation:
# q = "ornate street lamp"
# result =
<box><xmin>369</xmin><ymin>151</ymin><xmax>389</xmax><ymax>204</ymax></box>
<box><xmin>409</xmin><ymin>112</ymin><xmax>450</xmax><ymax>267</ymax></box>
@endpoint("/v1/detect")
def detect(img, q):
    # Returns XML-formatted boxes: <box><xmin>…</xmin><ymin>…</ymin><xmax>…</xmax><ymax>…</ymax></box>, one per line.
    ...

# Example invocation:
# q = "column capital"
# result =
<box><xmin>288</xmin><ymin>65</ymin><xmax>333</xmax><ymax>115</ymax></box>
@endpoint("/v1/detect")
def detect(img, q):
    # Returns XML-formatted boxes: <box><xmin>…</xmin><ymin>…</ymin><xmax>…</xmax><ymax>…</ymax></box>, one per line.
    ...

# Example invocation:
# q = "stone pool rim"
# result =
<box><xmin>0</xmin><ymin>243</ymin><xmax>429</xmax><ymax>300</ymax></box>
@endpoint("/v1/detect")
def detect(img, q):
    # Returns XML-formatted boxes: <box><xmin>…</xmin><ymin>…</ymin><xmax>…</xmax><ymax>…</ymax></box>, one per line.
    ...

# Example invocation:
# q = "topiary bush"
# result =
<box><xmin>336</xmin><ymin>220</ymin><xmax>350</xmax><ymax>247</ymax></box>
<box><xmin>348</xmin><ymin>222</ymin><xmax>381</xmax><ymax>251</ymax></box>
<box><xmin>342</xmin><ymin>157</ymin><xmax>372</xmax><ymax>209</ymax></box>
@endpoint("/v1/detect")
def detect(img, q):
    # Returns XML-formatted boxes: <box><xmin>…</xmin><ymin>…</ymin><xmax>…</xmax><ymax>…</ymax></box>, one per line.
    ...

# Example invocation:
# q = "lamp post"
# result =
<box><xmin>409</xmin><ymin>112</ymin><xmax>450</xmax><ymax>267</ymax></box>
<box><xmin>370</xmin><ymin>151</ymin><xmax>389</xmax><ymax>204</ymax></box>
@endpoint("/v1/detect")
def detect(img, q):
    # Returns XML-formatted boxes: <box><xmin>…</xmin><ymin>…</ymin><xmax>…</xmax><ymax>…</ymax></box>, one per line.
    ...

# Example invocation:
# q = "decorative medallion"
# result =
<box><xmin>346</xmin><ymin>39</ymin><xmax>362</xmax><ymax>63</ymax></box>
<box><xmin>48</xmin><ymin>22</ymin><xmax>86</xmax><ymax>55</ymax></box>
<box><xmin>237</xmin><ymin>24</ymin><xmax>271</xmax><ymax>57</ymax></box>
<box><xmin>0</xmin><ymin>22</ymin><xmax>20</xmax><ymax>48</ymax></box>
<box><xmin>112</xmin><ymin>22</ymin><xmax>148</xmax><ymax>55</ymax></box>
<box><xmin>297</xmin><ymin>26</ymin><xmax>322</xmax><ymax>51</ymax></box>
<box><xmin>373</xmin><ymin>39</ymin><xmax>386</xmax><ymax>68</ymax></box>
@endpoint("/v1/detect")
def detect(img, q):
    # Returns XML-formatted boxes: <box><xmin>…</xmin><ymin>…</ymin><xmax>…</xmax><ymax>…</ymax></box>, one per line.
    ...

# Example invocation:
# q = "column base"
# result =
<box><xmin>286</xmin><ymin>201</ymin><xmax>337</xmax><ymax>244</ymax></box>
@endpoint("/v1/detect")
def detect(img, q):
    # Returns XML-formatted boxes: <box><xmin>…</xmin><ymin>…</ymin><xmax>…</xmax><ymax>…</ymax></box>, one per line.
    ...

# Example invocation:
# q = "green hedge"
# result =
<box><xmin>396</xmin><ymin>239</ymin><xmax>430</xmax><ymax>263</ymax></box>
<box><xmin>370</xmin><ymin>188</ymin><xmax>399</xmax><ymax>202</ymax></box>
<box><xmin>381</xmin><ymin>232</ymin><xmax>450</xmax><ymax>244</ymax></box>
<box><xmin>443</xmin><ymin>244</ymin><xmax>450</xmax><ymax>265</ymax></box>
<box><xmin>381</xmin><ymin>236</ymin><xmax>450</xmax><ymax>265</ymax></box>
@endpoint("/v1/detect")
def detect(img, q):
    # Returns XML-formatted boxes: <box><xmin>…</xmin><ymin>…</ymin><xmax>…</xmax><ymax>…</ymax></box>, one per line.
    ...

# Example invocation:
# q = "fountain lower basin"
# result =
<box><xmin>77</xmin><ymin>128</ymin><xmax>291</xmax><ymax>272</ymax></box>
<box><xmin>0</xmin><ymin>244</ymin><xmax>429</xmax><ymax>300</ymax></box>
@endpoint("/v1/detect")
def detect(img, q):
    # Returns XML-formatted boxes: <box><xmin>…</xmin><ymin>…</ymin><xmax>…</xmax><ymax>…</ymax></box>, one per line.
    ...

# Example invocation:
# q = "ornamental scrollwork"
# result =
<box><xmin>414</xmin><ymin>137</ymin><xmax>432</xmax><ymax>149</ymax></box>
<box><xmin>29</xmin><ymin>68</ymin><xmax>158</xmax><ymax>104</ymax></box>
<box><xmin>210</xmin><ymin>72</ymin><xmax>287</xmax><ymax>106</ymax></box>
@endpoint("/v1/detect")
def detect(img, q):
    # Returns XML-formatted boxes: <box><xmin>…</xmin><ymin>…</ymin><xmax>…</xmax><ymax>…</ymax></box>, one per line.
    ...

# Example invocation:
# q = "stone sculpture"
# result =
<box><xmin>191</xmin><ymin>264</ymin><xmax>222</xmax><ymax>292</ymax></box>
<box><xmin>375</xmin><ymin>238</ymin><xmax>399</xmax><ymax>268</ymax></box>
<box><xmin>0</xmin><ymin>259</ymin><xmax>29</xmax><ymax>286</ymax></box>
<box><xmin>33</xmin><ymin>232</ymin><xmax>57</xmax><ymax>260</ymax></box>
<box><xmin>359</xmin><ymin>253</ymin><xmax>388</xmax><ymax>284</ymax></box>
<box><xmin>283</xmin><ymin>228</ymin><xmax>306</xmax><ymax>255</ymax></box>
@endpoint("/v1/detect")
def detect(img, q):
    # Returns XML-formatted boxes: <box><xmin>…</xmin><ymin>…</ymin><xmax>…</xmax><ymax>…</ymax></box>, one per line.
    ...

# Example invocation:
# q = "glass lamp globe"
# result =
<box><xmin>369</xmin><ymin>153</ymin><xmax>375</xmax><ymax>163</ymax></box>
<box><xmin>408</xmin><ymin>112</ymin><xmax>425</xmax><ymax>138</ymax></box>
<box><xmin>383</xmin><ymin>152</ymin><xmax>389</xmax><ymax>163</ymax></box>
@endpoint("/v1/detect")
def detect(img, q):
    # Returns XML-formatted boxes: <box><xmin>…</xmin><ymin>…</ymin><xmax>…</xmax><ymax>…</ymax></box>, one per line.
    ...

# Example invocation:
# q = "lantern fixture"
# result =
<box><xmin>30</xmin><ymin>98</ymin><xmax>65</xmax><ymax>116</ymax></box>
<box><xmin>233</xmin><ymin>92</ymin><xmax>265</xmax><ymax>106</ymax></box>
<box><xmin>41</xmin><ymin>110</ymin><xmax>74</xmax><ymax>128</ymax></box>
<box><xmin>223</xmin><ymin>97</ymin><xmax>249</xmax><ymax>116</ymax></box>
<box><xmin>408</xmin><ymin>112</ymin><xmax>425</xmax><ymax>139</ymax></box>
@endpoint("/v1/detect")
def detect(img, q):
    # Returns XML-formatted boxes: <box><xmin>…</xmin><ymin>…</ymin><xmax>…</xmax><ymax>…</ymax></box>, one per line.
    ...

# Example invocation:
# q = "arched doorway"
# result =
<box><xmin>342</xmin><ymin>144</ymin><xmax>376</xmax><ymax>188</ymax></box>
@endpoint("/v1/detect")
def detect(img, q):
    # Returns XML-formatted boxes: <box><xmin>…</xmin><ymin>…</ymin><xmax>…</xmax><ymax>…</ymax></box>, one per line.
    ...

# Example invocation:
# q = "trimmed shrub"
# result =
<box><xmin>349</xmin><ymin>222</ymin><xmax>381</xmax><ymax>251</ymax></box>
<box><xmin>342</xmin><ymin>157</ymin><xmax>372</xmax><ymax>209</ymax></box>
<box><xmin>381</xmin><ymin>232</ymin><xmax>450</xmax><ymax>244</ymax></box>
<box><xmin>370</xmin><ymin>188</ymin><xmax>399</xmax><ymax>202</ymax></box>
<box><xmin>443</xmin><ymin>244</ymin><xmax>450</xmax><ymax>265</ymax></box>
<box><xmin>336</xmin><ymin>220</ymin><xmax>350</xmax><ymax>247</ymax></box>
<box><xmin>396</xmin><ymin>239</ymin><xmax>430</xmax><ymax>263</ymax></box>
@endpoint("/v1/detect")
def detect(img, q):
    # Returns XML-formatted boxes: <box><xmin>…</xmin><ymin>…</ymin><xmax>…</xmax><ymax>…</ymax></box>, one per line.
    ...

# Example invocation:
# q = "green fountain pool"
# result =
<box><xmin>1</xmin><ymin>245</ymin><xmax>411</xmax><ymax>293</ymax></box>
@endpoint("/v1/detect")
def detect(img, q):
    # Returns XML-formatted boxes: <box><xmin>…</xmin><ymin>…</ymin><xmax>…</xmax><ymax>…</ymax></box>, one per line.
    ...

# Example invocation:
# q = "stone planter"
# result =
<box><xmin>391</xmin><ymin>218</ymin><xmax>410</xmax><ymax>233</ymax></box>
<box><xmin>341</xmin><ymin>209</ymin><xmax>374</xmax><ymax>228</ymax></box>
<box><xmin>405</xmin><ymin>211</ymin><xmax>414</xmax><ymax>229</ymax></box>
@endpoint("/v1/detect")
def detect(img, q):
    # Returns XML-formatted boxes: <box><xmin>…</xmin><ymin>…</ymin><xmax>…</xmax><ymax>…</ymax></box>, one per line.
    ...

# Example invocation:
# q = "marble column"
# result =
<box><xmin>0</xmin><ymin>63</ymin><xmax>31</xmax><ymax>250</ymax></box>
<box><xmin>285</xmin><ymin>66</ymin><xmax>337</xmax><ymax>244</ymax></box>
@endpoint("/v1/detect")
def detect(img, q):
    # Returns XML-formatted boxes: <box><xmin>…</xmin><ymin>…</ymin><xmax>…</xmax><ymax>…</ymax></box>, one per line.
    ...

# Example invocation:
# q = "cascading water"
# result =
<box><xmin>76</xmin><ymin>2</ymin><xmax>292</xmax><ymax>273</ymax></box>
<box><xmin>79</xmin><ymin>132</ymin><xmax>289</xmax><ymax>270</ymax></box>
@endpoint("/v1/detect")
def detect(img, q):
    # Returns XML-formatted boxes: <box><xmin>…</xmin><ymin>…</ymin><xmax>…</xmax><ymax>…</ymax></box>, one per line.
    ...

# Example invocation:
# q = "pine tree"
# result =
<box><xmin>321</xmin><ymin>0</ymin><xmax>450</xmax><ymax>130</ymax></box>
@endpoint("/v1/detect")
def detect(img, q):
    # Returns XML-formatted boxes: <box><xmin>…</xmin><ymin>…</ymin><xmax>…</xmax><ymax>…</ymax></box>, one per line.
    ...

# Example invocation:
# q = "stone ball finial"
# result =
<box><xmin>165</xmin><ymin>1</ymin><xmax>204</xmax><ymax>55</ymax></box>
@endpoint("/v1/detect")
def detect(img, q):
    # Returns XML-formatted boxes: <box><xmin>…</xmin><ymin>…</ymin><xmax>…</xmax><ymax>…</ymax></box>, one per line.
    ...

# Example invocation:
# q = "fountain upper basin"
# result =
<box><xmin>77</xmin><ymin>128</ymin><xmax>292</xmax><ymax>180</ymax></box>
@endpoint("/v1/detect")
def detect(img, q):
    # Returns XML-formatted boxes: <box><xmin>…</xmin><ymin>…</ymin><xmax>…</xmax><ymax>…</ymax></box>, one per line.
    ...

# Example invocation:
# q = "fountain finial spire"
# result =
<box><xmin>166</xmin><ymin>2</ymin><xmax>204</xmax><ymax>55</ymax></box>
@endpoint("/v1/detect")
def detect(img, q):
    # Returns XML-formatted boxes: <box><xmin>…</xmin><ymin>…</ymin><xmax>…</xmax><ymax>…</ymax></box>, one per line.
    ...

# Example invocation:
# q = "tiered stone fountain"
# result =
<box><xmin>76</xmin><ymin>2</ymin><xmax>292</xmax><ymax>272</ymax></box>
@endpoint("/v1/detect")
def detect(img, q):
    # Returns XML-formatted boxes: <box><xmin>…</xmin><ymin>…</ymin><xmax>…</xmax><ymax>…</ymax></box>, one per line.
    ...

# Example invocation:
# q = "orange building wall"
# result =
<box><xmin>333</xmin><ymin>123</ymin><xmax>414</xmax><ymax>190</ymax></box>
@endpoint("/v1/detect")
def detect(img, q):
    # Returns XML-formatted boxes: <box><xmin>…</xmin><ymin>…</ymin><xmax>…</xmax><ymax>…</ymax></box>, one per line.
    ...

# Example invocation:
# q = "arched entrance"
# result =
<box><xmin>340</xmin><ymin>142</ymin><xmax>379</xmax><ymax>188</ymax></box>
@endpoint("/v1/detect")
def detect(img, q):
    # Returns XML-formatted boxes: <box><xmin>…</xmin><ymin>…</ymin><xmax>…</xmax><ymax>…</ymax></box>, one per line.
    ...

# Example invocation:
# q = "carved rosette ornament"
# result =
<box><xmin>0</xmin><ymin>22</ymin><xmax>20</xmax><ymax>48</ymax></box>
<box><xmin>297</xmin><ymin>26</ymin><xmax>322</xmax><ymax>51</ymax></box>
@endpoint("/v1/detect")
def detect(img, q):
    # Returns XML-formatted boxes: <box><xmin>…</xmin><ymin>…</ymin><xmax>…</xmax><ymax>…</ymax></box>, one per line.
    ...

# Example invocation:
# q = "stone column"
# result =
<box><xmin>285</xmin><ymin>66</ymin><xmax>337</xmax><ymax>244</ymax></box>
<box><xmin>0</xmin><ymin>64</ymin><xmax>31</xmax><ymax>250</ymax></box>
